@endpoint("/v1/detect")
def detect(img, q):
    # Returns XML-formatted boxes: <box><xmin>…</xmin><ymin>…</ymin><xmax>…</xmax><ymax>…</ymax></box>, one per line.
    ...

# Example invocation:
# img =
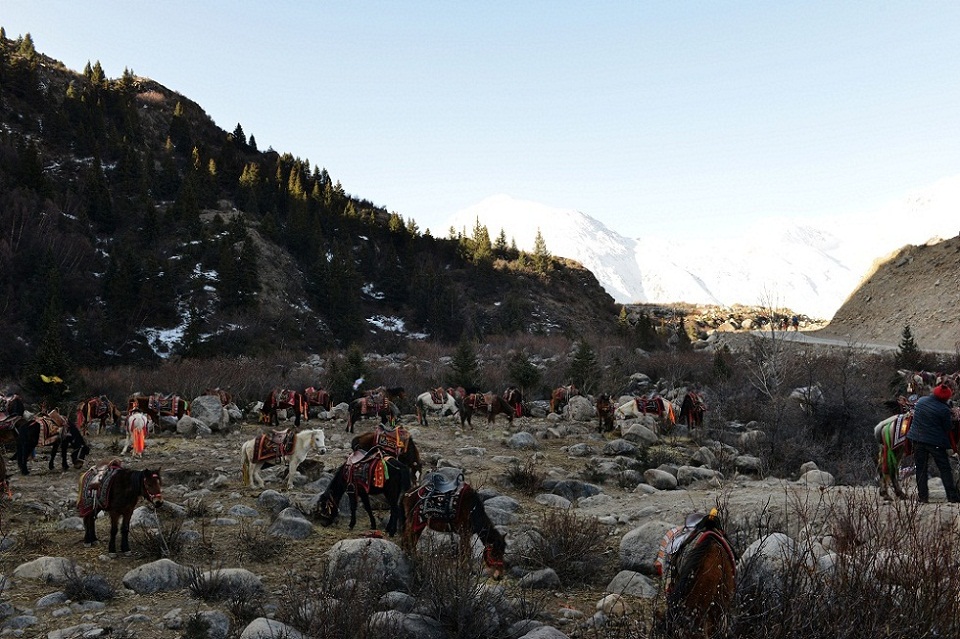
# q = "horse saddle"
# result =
<box><xmin>37</xmin><ymin>413</ymin><xmax>63</xmax><ymax>446</ymax></box>
<box><xmin>415</xmin><ymin>473</ymin><xmax>466</xmax><ymax>522</ymax></box>
<box><xmin>277</xmin><ymin>389</ymin><xmax>297</xmax><ymax>405</ymax></box>
<box><xmin>893</xmin><ymin>414</ymin><xmax>912</xmax><ymax>448</ymax></box>
<box><xmin>0</xmin><ymin>415</ymin><xmax>17</xmax><ymax>430</ymax></box>
<box><xmin>638</xmin><ymin>397</ymin><xmax>665</xmax><ymax>414</ymax></box>
<box><xmin>467</xmin><ymin>394</ymin><xmax>489</xmax><ymax>411</ymax></box>
<box><xmin>305</xmin><ymin>388</ymin><xmax>328</xmax><ymax>405</ymax></box>
<box><xmin>429</xmin><ymin>388</ymin><xmax>448</xmax><ymax>404</ymax></box>
<box><xmin>78</xmin><ymin>463</ymin><xmax>122</xmax><ymax>516</ymax></box>
<box><xmin>374</xmin><ymin>425</ymin><xmax>409</xmax><ymax>456</ymax></box>
<box><xmin>252</xmin><ymin>431</ymin><xmax>294</xmax><ymax>463</ymax></box>
<box><xmin>344</xmin><ymin>450</ymin><xmax>388</xmax><ymax>492</ymax></box>
<box><xmin>360</xmin><ymin>395</ymin><xmax>386</xmax><ymax>415</ymax></box>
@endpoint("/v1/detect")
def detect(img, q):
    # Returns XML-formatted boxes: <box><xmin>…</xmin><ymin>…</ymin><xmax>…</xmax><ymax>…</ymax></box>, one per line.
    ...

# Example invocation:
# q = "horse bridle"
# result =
<box><xmin>140</xmin><ymin>471</ymin><xmax>163</xmax><ymax>505</ymax></box>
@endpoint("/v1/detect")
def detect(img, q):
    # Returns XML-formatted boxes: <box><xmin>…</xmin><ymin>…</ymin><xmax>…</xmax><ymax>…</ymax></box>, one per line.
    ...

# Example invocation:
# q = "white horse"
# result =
<box><xmin>240</xmin><ymin>428</ymin><xmax>327</xmax><ymax>490</ymax></box>
<box><xmin>614</xmin><ymin>396</ymin><xmax>677</xmax><ymax>432</ymax></box>
<box><xmin>120</xmin><ymin>410</ymin><xmax>151</xmax><ymax>458</ymax></box>
<box><xmin>415</xmin><ymin>390</ymin><xmax>460</xmax><ymax>426</ymax></box>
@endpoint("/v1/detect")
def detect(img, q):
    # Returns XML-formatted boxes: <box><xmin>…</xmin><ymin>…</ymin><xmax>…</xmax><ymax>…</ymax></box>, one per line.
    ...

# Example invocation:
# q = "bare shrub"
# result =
<box><xmin>505</xmin><ymin>459</ymin><xmax>545</xmax><ymax>495</ymax></box>
<box><xmin>522</xmin><ymin>509</ymin><xmax>612</xmax><ymax>585</ymax></box>
<box><xmin>62</xmin><ymin>562</ymin><xmax>115</xmax><ymax>602</ymax></box>
<box><xmin>234</xmin><ymin>521</ymin><xmax>288</xmax><ymax>563</ymax></box>
<box><xmin>132</xmin><ymin>512</ymin><xmax>187</xmax><ymax>560</ymax></box>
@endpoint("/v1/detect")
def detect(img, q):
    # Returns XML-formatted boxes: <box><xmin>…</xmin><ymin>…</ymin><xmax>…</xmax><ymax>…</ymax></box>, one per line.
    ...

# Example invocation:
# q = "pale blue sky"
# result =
<box><xmin>5</xmin><ymin>2</ymin><xmax>960</xmax><ymax>238</ymax></box>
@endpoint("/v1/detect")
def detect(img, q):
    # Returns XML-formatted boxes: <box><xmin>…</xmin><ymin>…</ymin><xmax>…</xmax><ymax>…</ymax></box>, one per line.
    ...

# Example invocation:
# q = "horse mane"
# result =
<box><xmin>465</xmin><ymin>485</ymin><xmax>505</xmax><ymax>553</ymax></box>
<box><xmin>669</xmin><ymin>513</ymin><xmax>734</xmax><ymax>602</ymax></box>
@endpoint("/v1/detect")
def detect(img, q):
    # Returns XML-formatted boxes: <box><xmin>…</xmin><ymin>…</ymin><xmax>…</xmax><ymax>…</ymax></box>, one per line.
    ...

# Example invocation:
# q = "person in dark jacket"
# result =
<box><xmin>907</xmin><ymin>383</ymin><xmax>960</xmax><ymax>503</ymax></box>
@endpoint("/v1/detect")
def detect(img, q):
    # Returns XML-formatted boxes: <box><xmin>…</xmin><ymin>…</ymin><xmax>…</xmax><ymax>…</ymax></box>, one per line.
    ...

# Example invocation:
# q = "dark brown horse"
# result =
<box><xmin>128</xmin><ymin>393</ymin><xmax>190</xmax><ymax>428</ymax></box>
<box><xmin>351</xmin><ymin>424</ymin><xmax>423</xmax><ymax>481</ymax></box>
<box><xmin>304</xmin><ymin>386</ymin><xmax>332</xmax><ymax>413</ymax></box>
<box><xmin>347</xmin><ymin>396</ymin><xmax>400</xmax><ymax>433</ymax></box>
<box><xmin>460</xmin><ymin>393</ymin><xmax>514</xmax><ymax>428</ymax></box>
<box><xmin>16</xmin><ymin>409</ymin><xmax>89</xmax><ymax>474</ymax></box>
<box><xmin>596</xmin><ymin>393</ymin><xmax>615</xmax><ymax>433</ymax></box>
<box><xmin>260</xmin><ymin>389</ymin><xmax>306</xmax><ymax>427</ymax></box>
<box><xmin>314</xmin><ymin>452</ymin><xmax>410</xmax><ymax>535</ymax></box>
<box><xmin>76</xmin><ymin>396</ymin><xmax>122</xmax><ymax>435</ymax></box>
<box><xmin>78</xmin><ymin>462</ymin><xmax>163</xmax><ymax>553</ymax></box>
<box><xmin>665</xmin><ymin>508</ymin><xmax>736</xmax><ymax>637</ymax></box>
<box><xmin>503</xmin><ymin>387</ymin><xmax>524</xmax><ymax>418</ymax></box>
<box><xmin>550</xmin><ymin>384</ymin><xmax>579</xmax><ymax>414</ymax></box>
<box><xmin>402</xmin><ymin>477</ymin><xmax>507</xmax><ymax>580</ymax></box>
<box><xmin>678</xmin><ymin>391</ymin><xmax>707</xmax><ymax>428</ymax></box>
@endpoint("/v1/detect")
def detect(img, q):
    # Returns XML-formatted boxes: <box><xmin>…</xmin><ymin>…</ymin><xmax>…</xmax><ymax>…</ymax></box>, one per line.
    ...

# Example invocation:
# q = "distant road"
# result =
<box><xmin>719</xmin><ymin>329</ymin><xmax>900</xmax><ymax>353</ymax></box>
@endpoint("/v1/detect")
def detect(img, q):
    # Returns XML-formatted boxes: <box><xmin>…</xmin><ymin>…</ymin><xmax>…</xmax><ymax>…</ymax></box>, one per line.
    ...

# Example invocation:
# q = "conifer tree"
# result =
<box><xmin>17</xmin><ymin>32</ymin><xmax>36</xmax><ymax>59</ymax></box>
<box><xmin>471</xmin><ymin>218</ymin><xmax>492</xmax><ymax>262</ymax></box>
<box><xmin>532</xmin><ymin>229</ymin><xmax>551</xmax><ymax>274</ymax></box>
<box><xmin>507</xmin><ymin>350</ymin><xmax>541</xmax><ymax>396</ymax></box>
<box><xmin>232</xmin><ymin>123</ymin><xmax>246</xmax><ymax>146</ymax></box>
<box><xmin>450</xmin><ymin>339</ymin><xmax>482</xmax><ymax>390</ymax></box>
<box><xmin>567</xmin><ymin>340</ymin><xmax>600</xmax><ymax>394</ymax></box>
<box><xmin>895</xmin><ymin>324</ymin><xmax>923</xmax><ymax>370</ymax></box>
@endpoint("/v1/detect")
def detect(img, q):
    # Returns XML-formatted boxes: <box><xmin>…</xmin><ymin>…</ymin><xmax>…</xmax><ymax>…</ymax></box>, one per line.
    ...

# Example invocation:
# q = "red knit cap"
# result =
<box><xmin>933</xmin><ymin>384</ymin><xmax>953</xmax><ymax>401</ymax></box>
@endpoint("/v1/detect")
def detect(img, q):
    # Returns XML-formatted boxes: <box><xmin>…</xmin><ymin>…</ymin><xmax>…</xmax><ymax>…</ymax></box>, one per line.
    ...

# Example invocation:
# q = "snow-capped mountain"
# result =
<box><xmin>443</xmin><ymin>176</ymin><xmax>960</xmax><ymax>319</ymax></box>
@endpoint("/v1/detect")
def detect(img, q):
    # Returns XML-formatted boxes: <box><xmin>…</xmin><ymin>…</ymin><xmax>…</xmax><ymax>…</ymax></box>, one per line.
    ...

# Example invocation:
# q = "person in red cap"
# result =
<box><xmin>907</xmin><ymin>383</ymin><xmax>960</xmax><ymax>503</ymax></box>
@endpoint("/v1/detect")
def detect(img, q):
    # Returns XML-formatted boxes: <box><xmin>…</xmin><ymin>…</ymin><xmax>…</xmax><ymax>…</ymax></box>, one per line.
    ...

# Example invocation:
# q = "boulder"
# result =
<box><xmin>619</xmin><ymin>520</ymin><xmax>673</xmax><ymax>572</ymax></box>
<box><xmin>326</xmin><ymin>538</ymin><xmax>411</xmax><ymax>592</ymax></box>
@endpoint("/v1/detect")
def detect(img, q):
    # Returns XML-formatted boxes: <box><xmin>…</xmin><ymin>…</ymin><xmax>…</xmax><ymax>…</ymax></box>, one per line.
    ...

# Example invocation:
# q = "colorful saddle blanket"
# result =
<box><xmin>374</xmin><ymin>425</ymin><xmax>410</xmax><ymax>456</ymax></box>
<box><xmin>150</xmin><ymin>395</ymin><xmax>185</xmax><ymax>415</ymax></box>
<box><xmin>77</xmin><ymin>464</ymin><xmax>121</xmax><ymax>517</ymax></box>
<box><xmin>359</xmin><ymin>395</ymin><xmax>386</xmax><ymax>415</ymax></box>
<box><xmin>252</xmin><ymin>430</ymin><xmax>295</xmax><ymax>463</ymax></box>
<box><xmin>343</xmin><ymin>450</ymin><xmax>388</xmax><ymax>493</ymax></box>
<box><xmin>410</xmin><ymin>473</ymin><xmax>466</xmax><ymax>533</ymax></box>
<box><xmin>305</xmin><ymin>387</ymin><xmax>329</xmax><ymax>406</ymax></box>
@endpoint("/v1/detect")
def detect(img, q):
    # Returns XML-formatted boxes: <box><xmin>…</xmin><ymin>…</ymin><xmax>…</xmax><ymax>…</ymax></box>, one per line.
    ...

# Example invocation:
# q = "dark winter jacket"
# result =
<box><xmin>907</xmin><ymin>394</ymin><xmax>955</xmax><ymax>448</ymax></box>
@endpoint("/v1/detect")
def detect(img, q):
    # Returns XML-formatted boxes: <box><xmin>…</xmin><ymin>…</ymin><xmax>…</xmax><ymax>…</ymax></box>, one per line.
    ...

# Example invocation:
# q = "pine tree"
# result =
<box><xmin>232</xmin><ymin>123</ymin><xmax>246</xmax><ymax>146</ymax></box>
<box><xmin>471</xmin><ymin>217</ymin><xmax>492</xmax><ymax>262</ymax></box>
<box><xmin>507</xmin><ymin>350</ymin><xmax>541</xmax><ymax>396</ymax></box>
<box><xmin>17</xmin><ymin>32</ymin><xmax>36</xmax><ymax>58</ymax></box>
<box><xmin>567</xmin><ymin>340</ymin><xmax>600</xmax><ymax>394</ymax></box>
<box><xmin>895</xmin><ymin>324</ymin><xmax>923</xmax><ymax>370</ymax></box>
<box><xmin>450</xmin><ymin>340</ymin><xmax>482</xmax><ymax>390</ymax></box>
<box><xmin>532</xmin><ymin>229</ymin><xmax>551</xmax><ymax>274</ymax></box>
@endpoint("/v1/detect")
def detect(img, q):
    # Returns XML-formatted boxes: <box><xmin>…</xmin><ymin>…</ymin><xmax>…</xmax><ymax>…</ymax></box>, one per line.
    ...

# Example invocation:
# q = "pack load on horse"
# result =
<box><xmin>615</xmin><ymin>395</ymin><xmax>677</xmax><ymax>431</ymax></box>
<box><xmin>240</xmin><ymin>428</ymin><xmax>327</xmax><ymax>490</ymax></box>
<box><xmin>415</xmin><ymin>388</ymin><xmax>460</xmax><ymax>426</ymax></box>
<box><xmin>503</xmin><ymin>386</ymin><xmax>524</xmax><ymax>418</ymax></box>
<box><xmin>260</xmin><ymin>389</ymin><xmax>307</xmax><ymax>427</ymax></box>
<box><xmin>459</xmin><ymin>392</ymin><xmax>515</xmax><ymax>428</ymax></box>
<box><xmin>75</xmin><ymin>395</ymin><xmax>122</xmax><ymax>435</ymax></box>
<box><xmin>678</xmin><ymin>390</ymin><xmax>707</xmax><ymax>428</ymax></box>
<box><xmin>550</xmin><ymin>385</ymin><xmax>579</xmax><ymax>414</ymax></box>
<box><xmin>876</xmin><ymin>384</ymin><xmax>960</xmax><ymax>501</ymax></box>
<box><xmin>347</xmin><ymin>388</ymin><xmax>401</xmax><ymax>433</ymax></box>
<box><xmin>304</xmin><ymin>386</ymin><xmax>332</xmax><ymax>415</ymax></box>
<box><xmin>596</xmin><ymin>393</ymin><xmax>616</xmax><ymax>433</ymax></box>
<box><xmin>121</xmin><ymin>410</ymin><xmax>151</xmax><ymax>458</ymax></box>
<box><xmin>17</xmin><ymin>409</ymin><xmax>90</xmax><ymax>475</ymax></box>
<box><xmin>401</xmin><ymin>469</ymin><xmax>507</xmax><ymax>580</ymax></box>
<box><xmin>128</xmin><ymin>393</ymin><xmax>190</xmax><ymax>429</ymax></box>
<box><xmin>661</xmin><ymin>508</ymin><xmax>737</xmax><ymax>637</ymax></box>
<box><xmin>78</xmin><ymin>460</ymin><xmax>163</xmax><ymax>554</ymax></box>
<box><xmin>314</xmin><ymin>448</ymin><xmax>411</xmax><ymax>536</ymax></box>
<box><xmin>351</xmin><ymin>423</ymin><xmax>423</xmax><ymax>482</ymax></box>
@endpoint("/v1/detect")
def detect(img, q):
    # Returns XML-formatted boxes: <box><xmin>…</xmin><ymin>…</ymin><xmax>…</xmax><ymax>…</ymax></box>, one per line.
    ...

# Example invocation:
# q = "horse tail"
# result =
<box><xmin>132</xmin><ymin>419</ymin><xmax>146</xmax><ymax>455</ymax></box>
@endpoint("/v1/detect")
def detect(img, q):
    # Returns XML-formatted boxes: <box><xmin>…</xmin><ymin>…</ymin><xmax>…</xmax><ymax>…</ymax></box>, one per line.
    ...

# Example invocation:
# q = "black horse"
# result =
<box><xmin>314</xmin><ymin>452</ymin><xmax>411</xmax><ymax>535</ymax></box>
<box><xmin>79</xmin><ymin>464</ymin><xmax>164</xmax><ymax>553</ymax></box>
<box><xmin>16</xmin><ymin>410</ymin><xmax>89</xmax><ymax>474</ymax></box>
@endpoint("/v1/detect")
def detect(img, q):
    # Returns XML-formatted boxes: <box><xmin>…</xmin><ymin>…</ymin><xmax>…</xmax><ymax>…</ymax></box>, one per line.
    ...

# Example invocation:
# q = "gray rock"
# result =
<box><xmin>229</xmin><ymin>505</ymin><xmax>260</xmax><ymax>518</ymax></box>
<box><xmin>690</xmin><ymin>446</ymin><xmax>717</xmax><ymax>468</ymax></box>
<box><xmin>195</xmin><ymin>610</ymin><xmax>232</xmax><ymax>639</ymax></box>
<box><xmin>534</xmin><ymin>494</ymin><xmax>572</xmax><ymax>509</ymax></box>
<box><xmin>257</xmin><ymin>490</ymin><xmax>290</xmax><ymax>514</ymax></box>
<box><xmin>269</xmin><ymin>507</ymin><xmax>314</xmax><ymax>539</ymax></box>
<box><xmin>326</xmin><ymin>538</ymin><xmax>411</xmax><ymax>592</ymax></box>
<box><xmin>130</xmin><ymin>505</ymin><xmax>160</xmax><ymax>528</ymax></box>
<box><xmin>676</xmin><ymin>465</ymin><xmax>720</xmax><ymax>486</ymax></box>
<box><xmin>190</xmin><ymin>395</ymin><xmax>230</xmax><ymax>432</ymax></box>
<box><xmin>517</xmin><ymin>625</ymin><xmax>571</xmax><ymax>638</ymax></box>
<box><xmin>799</xmin><ymin>469</ymin><xmax>835</xmax><ymax>486</ymax></box>
<box><xmin>602</xmin><ymin>439</ymin><xmax>638</xmax><ymax>456</ymax></box>
<box><xmin>1</xmin><ymin>615</ymin><xmax>37</xmax><ymax>629</ymax></box>
<box><xmin>605</xmin><ymin>570</ymin><xmax>658</xmax><ymax>597</ymax></box>
<box><xmin>379</xmin><ymin>590</ymin><xmax>416</xmax><ymax>613</ymax></box>
<box><xmin>35</xmin><ymin>591</ymin><xmax>69</xmax><ymax>608</ymax></box>
<box><xmin>545</xmin><ymin>479</ymin><xmax>601</xmax><ymax>501</ymax></box>
<box><xmin>12</xmin><ymin>556</ymin><xmax>78</xmax><ymax>584</ymax></box>
<box><xmin>196</xmin><ymin>568</ymin><xmax>264</xmax><ymax>599</ymax></box>
<box><xmin>240</xmin><ymin>617</ymin><xmax>306</xmax><ymax>639</ymax></box>
<box><xmin>48</xmin><ymin>623</ymin><xmax>101</xmax><ymax>639</ymax></box>
<box><xmin>122</xmin><ymin>558</ymin><xmax>190</xmax><ymax>594</ymax></box>
<box><xmin>566</xmin><ymin>443</ymin><xmax>595</xmax><ymax>457</ymax></box>
<box><xmin>56</xmin><ymin>516</ymin><xmax>85</xmax><ymax>531</ymax></box>
<box><xmin>484</xmin><ymin>495</ymin><xmax>521</xmax><ymax>512</ymax></box>
<box><xmin>518</xmin><ymin>567</ymin><xmax>562</xmax><ymax>589</ymax></box>
<box><xmin>735</xmin><ymin>455</ymin><xmax>763</xmax><ymax>474</ymax></box>
<box><xmin>620</xmin><ymin>423</ymin><xmax>658</xmax><ymax>446</ymax></box>
<box><xmin>643</xmin><ymin>468</ymin><xmax>678</xmax><ymax>490</ymax></box>
<box><xmin>506</xmin><ymin>432</ymin><xmax>540</xmax><ymax>450</ymax></box>
<box><xmin>619</xmin><ymin>521</ymin><xmax>673</xmax><ymax>572</ymax></box>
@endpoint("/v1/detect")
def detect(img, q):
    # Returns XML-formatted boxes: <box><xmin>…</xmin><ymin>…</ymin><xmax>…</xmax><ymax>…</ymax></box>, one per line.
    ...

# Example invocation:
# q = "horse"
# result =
<box><xmin>415</xmin><ymin>388</ymin><xmax>460</xmax><ymax>426</ymax></box>
<box><xmin>204</xmin><ymin>388</ymin><xmax>233</xmax><ymax>406</ymax></box>
<box><xmin>240</xmin><ymin>427</ymin><xmax>327</xmax><ymax>490</ymax></box>
<box><xmin>351</xmin><ymin>424</ymin><xmax>423</xmax><ymax>482</ymax></box>
<box><xmin>615</xmin><ymin>395</ymin><xmax>677</xmax><ymax>432</ymax></box>
<box><xmin>664</xmin><ymin>508</ymin><xmax>736</xmax><ymax>637</ymax></box>
<box><xmin>364</xmin><ymin>385</ymin><xmax>406</xmax><ymax>405</ymax></box>
<box><xmin>346</xmin><ymin>396</ymin><xmax>400</xmax><ymax>433</ymax></box>
<box><xmin>121</xmin><ymin>411</ymin><xmax>151</xmax><ymax>458</ymax></box>
<box><xmin>128</xmin><ymin>393</ymin><xmax>190</xmax><ymax>429</ymax></box>
<box><xmin>678</xmin><ymin>391</ymin><xmax>707</xmax><ymax>428</ymax></box>
<box><xmin>75</xmin><ymin>396</ymin><xmax>122</xmax><ymax>435</ymax></box>
<box><xmin>503</xmin><ymin>386</ymin><xmax>524</xmax><ymax>418</ymax></box>
<box><xmin>875</xmin><ymin>410</ymin><xmax>960</xmax><ymax>500</ymax></box>
<box><xmin>314</xmin><ymin>451</ymin><xmax>410</xmax><ymax>536</ymax></box>
<box><xmin>459</xmin><ymin>393</ymin><xmax>514</xmax><ymax>428</ymax></box>
<box><xmin>260</xmin><ymin>389</ymin><xmax>307</xmax><ymax>427</ymax></box>
<box><xmin>596</xmin><ymin>393</ymin><xmax>616</xmax><ymax>433</ymax></box>
<box><xmin>401</xmin><ymin>474</ymin><xmax>507</xmax><ymax>580</ymax></box>
<box><xmin>304</xmin><ymin>386</ymin><xmax>332</xmax><ymax>414</ymax></box>
<box><xmin>16</xmin><ymin>409</ymin><xmax>89</xmax><ymax>474</ymax></box>
<box><xmin>550</xmin><ymin>384</ymin><xmax>580</xmax><ymax>414</ymax></box>
<box><xmin>78</xmin><ymin>462</ymin><xmax>163</xmax><ymax>554</ymax></box>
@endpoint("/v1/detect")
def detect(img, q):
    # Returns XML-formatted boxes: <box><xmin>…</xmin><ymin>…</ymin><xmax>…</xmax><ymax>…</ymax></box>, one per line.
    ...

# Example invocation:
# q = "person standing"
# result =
<box><xmin>907</xmin><ymin>383</ymin><xmax>960</xmax><ymax>503</ymax></box>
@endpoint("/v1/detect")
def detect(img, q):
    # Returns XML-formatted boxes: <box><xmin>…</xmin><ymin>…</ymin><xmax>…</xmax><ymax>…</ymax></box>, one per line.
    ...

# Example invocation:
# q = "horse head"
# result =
<box><xmin>141</xmin><ymin>468</ymin><xmax>164</xmax><ymax>507</ymax></box>
<box><xmin>309</xmin><ymin>429</ymin><xmax>327</xmax><ymax>455</ymax></box>
<box><xmin>315</xmin><ymin>491</ymin><xmax>339</xmax><ymax>526</ymax></box>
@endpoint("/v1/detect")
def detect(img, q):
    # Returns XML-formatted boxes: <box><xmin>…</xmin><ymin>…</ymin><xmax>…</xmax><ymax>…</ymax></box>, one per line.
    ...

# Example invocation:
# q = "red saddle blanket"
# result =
<box><xmin>305</xmin><ymin>388</ymin><xmax>329</xmax><ymax>406</ymax></box>
<box><xmin>374</xmin><ymin>425</ymin><xmax>410</xmax><ymax>456</ymax></box>
<box><xmin>360</xmin><ymin>396</ymin><xmax>386</xmax><ymax>415</ymax></box>
<box><xmin>77</xmin><ymin>464</ymin><xmax>121</xmax><ymax>517</ymax></box>
<box><xmin>150</xmin><ymin>396</ymin><xmax>184</xmax><ymax>415</ymax></box>
<box><xmin>344</xmin><ymin>452</ymin><xmax>388</xmax><ymax>493</ymax></box>
<box><xmin>410</xmin><ymin>481</ymin><xmax>465</xmax><ymax>534</ymax></box>
<box><xmin>252</xmin><ymin>431</ymin><xmax>294</xmax><ymax>463</ymax></box>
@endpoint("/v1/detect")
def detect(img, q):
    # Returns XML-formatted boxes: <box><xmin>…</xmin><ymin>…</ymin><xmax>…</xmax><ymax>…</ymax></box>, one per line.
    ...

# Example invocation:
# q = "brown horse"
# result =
<box><xmin>678</xmin><ymin>391</ymin><xmax>707</xmax><ymax>428</ymax></box>
<box><xmin>128</xmin><ymin>393</ymin><xmax>190</xmax><ymax>428</ymax></box>
<box><xmin>402</xmin><ymin>476</ymin><xmax>507</xmax><ymax>580</ymax></box>
<box><xmin>550</xmin><ymin>384</ymin><xmax>579</xmax><ymax>414</ymax></box>
<box><xmin>17</xmin><ymin>409</ymin><xmax>89</xmax><ymax>474</ymax></box>
<box><xmin>78</xmin><ymin>462</ymin><xmax>163</xmax><ymax>553</ymax></box>
<box><xmin>460</xmin><ymin>393</ymin><xmax>514</xmax><ymax>428</ymax></box>
<box><xmin>204</xmin><ymin>388</ymin><xmax>233</xmax><ymax>406</ymax></box>
<box><xmin>314</xmin><ymin>452</ymin><xmax>410</xmax><ymax>535</ymax></box>
<box><xmin>260</xmin><ymin>389</ymin><xmax>306</xmax><ymax>427</ymax></box>
<box><xmin>596</xmin><ymin>393</ymin><xmax>615</xmax><ymax>433</ymax></box>
<box><xmin>351</xmin><ymin>425</ymin><xmax>423</xmax><ymax>481</ymax></box>
<box><xmin>665</xmin><ymin>508</ymin><xmax>736</xmax><ymax>637</ymax></box>
<box><xmin>347</xmin><ymin>396</ymin><xmax>400</xmax><ymax>433</ymax></box>
<box><xmin>875</xmin><ymin>409</ymin><xmax>960</xmax><ymax>500</ymax></box>
<box><xmin>304</xmin><ymin>386</ymin><xmax>332</xmax><ymax>413</ymax></box>
<box><xmin>503</xmin><ymin>387</ymin><xmax>524</xmax><ymax>418</ymax></box>
<box><xmin>76</xmin><ymin>396</ymin><xmax>122</xmax><ymax>434</ymax></box>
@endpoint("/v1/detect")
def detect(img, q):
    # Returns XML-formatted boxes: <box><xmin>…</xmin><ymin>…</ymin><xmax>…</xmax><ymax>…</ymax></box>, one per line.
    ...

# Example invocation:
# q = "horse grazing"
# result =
<box><xmin>875</xmin><ymin>410</ymin><xmax>960</xmax><ymax>500</ymax></box>
<box><xmin>260</xmin><ymin>389</ymin><xmax>307</xmax><ymax>427</ymax></box>
<box><xmin>596</xmin><ymin>393</ymin><xmax>616</xmax><ymax>433</ymax></box>
<box><xmin>402</xmin><ymin>473</ymin><xmax>507</xmax><ymax>580</ymax></box>
<box><xmin>678</xmin><ymin>391</ymin><xmax>707</xmax><ymax>428</ymax></box>
<box><xmin>315</xmin><ymin>451</ymin><xmax>410</xmax><ymax>535</ymax></box>
<box><xmin>17</xmin><ymin>409</ymin><xmax>90</xmax><ymax>474</ymax></box>
<box><xmin>351</xmin><ymin>424</ymin><xmax>423</xmax><ymax>482</ymax></box>
<box><xmin>460</xmin><ymin>393</ymin><xmax>514</xmax><ymax>428</ymax></box>
<box><xmin>121</xmin><ymin>411</ymin><xmax>151</xmax><ymax>458</ymax></box>
<box><xmin>347</xmin><ymin>395</ymin><xmax>400</xmax><ymax>433</ymax></box>
<box><xmin>503</xmin><ymin>387</ymin><xmax>524</xmax><ymax>418</ymax></box>
<box><xmin>615</xmin><ymin>395</ymin><xmax>677</xmax><ymax>432</ymax></box>
<box><xmin>78</xmin><ymin>462</ymin><xmax>163</xmax><ymax>554</ymax></box>
<box><xmin>664</xmin><ymin>508</ymin><xmax>736</xmax><ymax>637</ymax></box>
<box><xmin>415</xmin><ymin>388</ymin><xmax>460</xmax><ymax>426</ymax></box>
<box><xmin>304</xmin><ymin>386</ymin><xmax>332</xmax><ymax>414</ymax></box>
<box><xmin>128</xmin><ymin>393</ymin><xmax>190</xmax><ymax>429</ymax></box>
<box><xmin>240</xmin><ymin>427</ymin><xmax>327</xmax><ymax>490</ymax></box>
<box><xmin>76</xmin><ymin>396</ymin><xmax>122</xmax><ymax>435</ymax></box>
<box><xmin>550</xmin><ymin>385</ymin><xmax>580</xmax><ymax>414</ymax></box>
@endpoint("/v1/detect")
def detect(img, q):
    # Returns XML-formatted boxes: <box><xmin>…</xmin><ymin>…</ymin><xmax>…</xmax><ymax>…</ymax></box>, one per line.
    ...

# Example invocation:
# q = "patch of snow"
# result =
<box><xmin>363</xmin><ymin>283</ymin><xmax>385</xmax><ymax>300</ymax></box>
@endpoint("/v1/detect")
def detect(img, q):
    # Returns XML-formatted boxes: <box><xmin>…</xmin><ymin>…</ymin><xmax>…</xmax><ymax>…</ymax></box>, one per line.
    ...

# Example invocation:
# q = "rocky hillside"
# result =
<box><xmin>817</xmin><ymin>235</ymin><xmax>960</xmax><ymax>353</ymax></box>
